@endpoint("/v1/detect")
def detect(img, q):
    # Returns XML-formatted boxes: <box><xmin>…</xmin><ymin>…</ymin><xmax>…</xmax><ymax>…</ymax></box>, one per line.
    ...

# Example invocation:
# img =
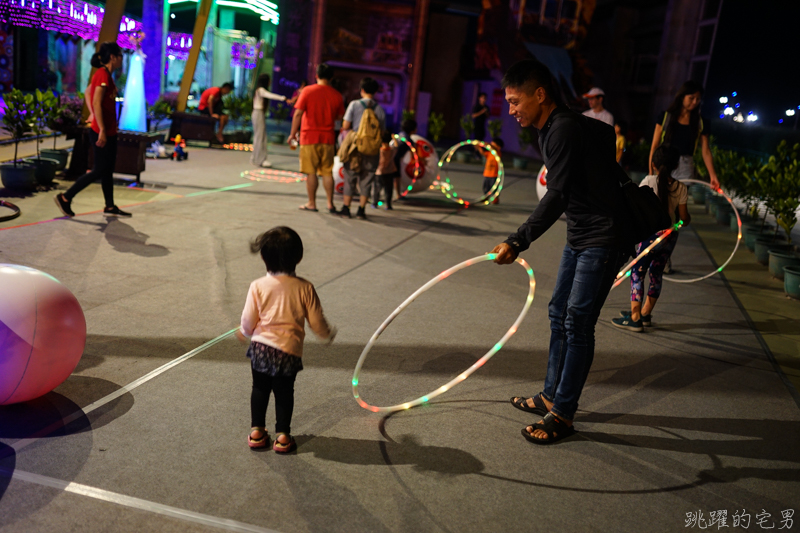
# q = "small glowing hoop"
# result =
<box><xmin>434</xmin><ymin>140</ymin><xmax>504</xmax><ymax>207</ymax></box>
<box><xmin>611</xmin><ymin>179</ymin><xmax>741</xmax><ymax>289</ymax></box>
<box><xmin>241</xmin><ymin>169</ymin><xmax>307</xmax><ymax>183</ymax></box>
<box><xmin>393</xmin><ymin>134</ymin><xmax>421</xmax><ymax>198</ymax></box>
<box><xmin>352</xmin><ymin>254</ymin><xmax>536</xmax><ymax>413</ymax></box>
<box><xmin>223</xmin><ymin>143</ymin><xmax>253</xmax><ymax>151</ymax></box>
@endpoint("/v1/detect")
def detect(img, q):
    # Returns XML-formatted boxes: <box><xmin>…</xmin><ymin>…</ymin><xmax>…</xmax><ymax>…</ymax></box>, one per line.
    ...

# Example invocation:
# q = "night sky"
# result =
<box><xmin>705</xmin><ymin>0</ymin><xmax>800</xmax><ymax>126</ymax></box>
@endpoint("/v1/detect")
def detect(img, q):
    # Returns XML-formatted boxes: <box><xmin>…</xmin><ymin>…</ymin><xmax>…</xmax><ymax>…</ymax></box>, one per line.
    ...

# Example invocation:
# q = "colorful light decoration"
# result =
<box><xmin>352</xmin><ymin>254</ymin><xmax>536</xmax><ymax>414</ymax></box>
<box><xmin>241</xmin><ymin>168</ymin><xmax>307</xmax><ymax>183</ymax></box>
<box><xmin>611</xmin><ymin>179</ymin><xmax>741</xmax><ymax>290</ymax></box>
<box><xmin>0</xmin><ymin>0</ymin><xmax>192</xmax><ymax>55</ymax></box>
<box><xmin>433</xmin><ymin>140</ymin><xmax>503</xmax><ymax>207</ymax></box>
<box><xmin>225</xmin><ymin>143</ymin><xmax>253</xmax><ymax>151</ymax></box>
<box><xmin>393</xmin><ymin>134</ymin><xmax>421</xmax><ymax>198</ymax></box>
<box><xmin>231</xmin><ymin>41</ymin><xmax>262</xmax><ymax>70</ymax></box>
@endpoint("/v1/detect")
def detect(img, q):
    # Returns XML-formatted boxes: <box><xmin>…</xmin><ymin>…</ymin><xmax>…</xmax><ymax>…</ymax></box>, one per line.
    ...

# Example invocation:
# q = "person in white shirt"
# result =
<box><xmin>252</xmin><ymin>74</ymin><xmax>287</xmax><ymax>168</ymax></box>
<box><xmin>582</xmin><ymin>87</ymin><xmax>614</xmax><ymax>126</ymax></box>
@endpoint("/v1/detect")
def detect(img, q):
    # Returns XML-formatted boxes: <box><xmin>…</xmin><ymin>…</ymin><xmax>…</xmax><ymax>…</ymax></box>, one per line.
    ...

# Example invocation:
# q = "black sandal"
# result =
<box><xmin>521</xmin><ymin>413</ymin><xmax>576</xmax><ymax>445</ymax></box>
<box><xmin>510</xmin><ymin>394</ymin><xmax>548</xmax><ymax>416</ymax></box>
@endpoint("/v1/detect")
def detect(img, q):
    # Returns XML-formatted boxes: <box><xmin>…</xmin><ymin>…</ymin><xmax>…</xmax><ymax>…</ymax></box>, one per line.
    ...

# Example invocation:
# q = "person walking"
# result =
<box><xmin>648</xmin><ymin>80</ymin><xmax>719</xmax><ymax>190</ymax></box>
<box><xmin>289</xmin><ymin>64</ymin><xmax>345</xmax><ymax>214</ymax></box>
<box><xmin>251</xmin><ymin>74</ymin><xmax>287</xmax><ymax>168</ymax></box>
<box><xmin>582</xmin><ymin>87</ymin><xmax>614</xmax><ymax>126</ymax></box>
<box><xmin>472</xmin><ymin>92</ymin><xmax>490</xmax><ymax>141</ymax></box>
<box><xmin>339</xmin><ymin>77</ymin><xmax>386</xmax><ymax>220</ymax></box>
<box><xmin>55</xmin><ymin>42</ymin><xmax>130</xmax><ymax>218</ymax></box>
<box><xmin>372</xmin><ymin>130</ymin><xmax>399</xmax><ymax>210</ymax></box>
<box><xmin>612</xmin><ymin>144</ymin><xmax>690</xmax><ymax>332</ymax></box>
<box><xmin>237</xmin><ymin>226</ymin><xmax>336</xmax><ymax>452</ymax></box>
<box><xmin>198</xmin><ymin>82</ymin><xmax>234</xmax><ymax>143</ymax></box>
<box><xmin>492</xmin><ymin>59</ymin><xmax>625</xmax><ymax>445</ymax></box>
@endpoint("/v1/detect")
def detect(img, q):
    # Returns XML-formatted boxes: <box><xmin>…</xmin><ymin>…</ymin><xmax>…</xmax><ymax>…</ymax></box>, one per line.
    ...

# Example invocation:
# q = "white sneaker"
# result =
<box><xmin>260</xmin><ymin>161</ymin><xmax>273</xmax><ymax>168</ymax></box>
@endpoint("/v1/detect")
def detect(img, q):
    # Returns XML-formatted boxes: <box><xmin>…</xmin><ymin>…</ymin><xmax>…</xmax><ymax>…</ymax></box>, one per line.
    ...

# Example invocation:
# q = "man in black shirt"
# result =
<box><xmin>472</xmin><ymin>92</ymin><xmax>489</xmax><ymax>141</ymax></box>
<box><xmin>492</xmin><ymin>59</ymin><xmax>625</xmax><ymax>445</ymax></box>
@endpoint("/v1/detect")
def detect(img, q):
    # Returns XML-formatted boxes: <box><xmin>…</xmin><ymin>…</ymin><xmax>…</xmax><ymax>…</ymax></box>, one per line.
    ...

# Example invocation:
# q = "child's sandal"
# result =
<box><xmin>272</xmin><ymin>433</ymin><xmax>297</xmax><ymax>454</ymax></box>
<box><xmin>248</xmin><ymin>427</ymin><xmax>269</xmax><ymax>449</ymax></box>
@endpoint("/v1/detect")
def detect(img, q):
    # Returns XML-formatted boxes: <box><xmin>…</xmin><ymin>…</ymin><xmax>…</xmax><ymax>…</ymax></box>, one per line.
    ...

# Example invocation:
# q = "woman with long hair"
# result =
<box><xmin>55</xmin><ymin>42</ymin><xmax>130</xmax><ymax>217</ymax></box>
<box><xmin>612</xmin><ymin>144</ymin><xmax>691</xmax><ymax>332</ymax></box>
<box><xmin>251</xmin><ymin>73</ymin><xmax>287</xmax><ymax>168</ymax></box>
<box><xmin>648</xmin><ymin>80</ymin><xmax>719</xmax><ymax>190</ymax></box>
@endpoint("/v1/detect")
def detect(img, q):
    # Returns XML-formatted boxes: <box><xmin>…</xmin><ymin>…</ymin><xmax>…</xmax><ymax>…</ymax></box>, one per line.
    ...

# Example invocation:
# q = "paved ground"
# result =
<box><xmin>1</xmin><ymin>144</ymin><xmax>799</xmax><ymax>532</ymax></box>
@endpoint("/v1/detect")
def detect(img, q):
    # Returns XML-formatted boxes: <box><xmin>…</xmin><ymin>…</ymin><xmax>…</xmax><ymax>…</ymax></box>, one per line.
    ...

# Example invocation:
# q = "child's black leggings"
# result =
<box><xmin>251</xmin><ymin>369</ymin><xmax>296</xmax><ymax>434</ymax></box>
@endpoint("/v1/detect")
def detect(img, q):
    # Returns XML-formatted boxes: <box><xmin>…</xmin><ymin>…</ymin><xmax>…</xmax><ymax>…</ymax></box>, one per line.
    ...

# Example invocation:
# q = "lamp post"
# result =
<box><xmin>788</xmin><ymin>108</ymin><xmax>799</xmax><ymax>130</ymax></box>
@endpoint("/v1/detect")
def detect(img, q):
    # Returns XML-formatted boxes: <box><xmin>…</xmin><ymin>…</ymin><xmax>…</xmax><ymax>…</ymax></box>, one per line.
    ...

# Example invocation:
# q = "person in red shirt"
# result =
<box><xmin>55</xmin><ymin>42</ymin><xmax>130</xmax><ymax>217</ymax></box>
<box><xmin>198</xmin><ymin>82</ymin><xmax>234</xmax><ymax>143</ymax></box>
<box><xmin>289</xmin><ymin>64</ymin><xmax>345</xmax><ymax>214</ymax></box>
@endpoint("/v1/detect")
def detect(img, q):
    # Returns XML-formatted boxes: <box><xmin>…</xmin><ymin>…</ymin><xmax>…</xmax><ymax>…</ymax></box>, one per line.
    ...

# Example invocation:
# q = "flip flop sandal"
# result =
<box><xmin>521</xmin><ymin>413</ymin><xmax>576</xmax><ymax>445</ymax></box>
<box><xmin>510</xmin><ymin>394</ymin><xmax>548</xmax><ymax>416</ymax></box>
<box><xmin>299</xmin><ymin>206</ymin><xmax>319</xmax><ymax>212</ymax></box>
<box><xmin>273</xmin><ymin>433</ymin><xmax>297</xmax><ymax>454</ymax></box>
<box><xmin>248</xmin><ymin>427</ymin><xmax>269</xmax><ymax>449</ymax></box>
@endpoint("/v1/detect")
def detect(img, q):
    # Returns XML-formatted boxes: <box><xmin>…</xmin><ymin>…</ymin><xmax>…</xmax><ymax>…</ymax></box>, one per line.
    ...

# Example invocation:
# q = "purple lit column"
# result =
<box><xmin>142</xmin><ymin>0</ymin><xmax>169</xmax><ymax>104</ymax></box>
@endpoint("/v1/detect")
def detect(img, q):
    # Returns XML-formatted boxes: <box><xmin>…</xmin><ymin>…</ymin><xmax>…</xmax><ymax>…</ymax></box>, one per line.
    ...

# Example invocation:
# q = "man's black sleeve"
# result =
<box><xmin>503</xmin><ymin>118</ymin><xmax>582</xmax><ymax>254</ymax></box>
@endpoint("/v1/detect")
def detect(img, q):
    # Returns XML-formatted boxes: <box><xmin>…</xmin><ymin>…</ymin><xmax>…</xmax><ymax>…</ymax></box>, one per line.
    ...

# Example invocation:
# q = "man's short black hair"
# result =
<box><xmin>250</xmin><ymin>226</ymin><xmax>304</xmax><ymax>273</ymax></box>
<box><xmin>401</xmin><ymin>118</ymin><xmax>417</xmax><ymax>135</ymax></box>
<box><xmin>381</xmin><ymin>130</ymin><xmax>393</xmax><ymax>144</ymax></box>
<box><xmin>316</xmin><ymin>63</ymin><xmax>334</xmax><ymax>80</ymax></box>
<box><xmin>478</xmin><ymin>92</ymin><xmax>487</xmax><ymax>98</ymax></box>
<box><xmin>501</xmin><ymin>59</ymin><xmax>560</xmax><ymax>104</ymax></box>
<box><xmin>221</xmin><ymin>82</ymin><xmax>234</xmax><ymax>90</ymax></box>
<box><xmin>360</xmin><ymin>77</ymin><xmax>380</xmax><ymax>95</ymax></box>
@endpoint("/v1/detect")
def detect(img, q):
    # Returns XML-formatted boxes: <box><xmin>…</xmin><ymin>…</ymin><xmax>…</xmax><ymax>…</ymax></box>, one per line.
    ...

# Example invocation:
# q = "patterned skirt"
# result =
<box><xmin>246</xmin><ymin>341</ymin><xmax>304</xmax><ymax>376</ymax></box>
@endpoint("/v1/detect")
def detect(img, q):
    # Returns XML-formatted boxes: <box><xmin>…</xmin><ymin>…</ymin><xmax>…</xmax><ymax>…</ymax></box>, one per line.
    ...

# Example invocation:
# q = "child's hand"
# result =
<box><xmin>235</xmin><ymin>329</ymin><xmax>249</xmax><ymax>345</ymax></box>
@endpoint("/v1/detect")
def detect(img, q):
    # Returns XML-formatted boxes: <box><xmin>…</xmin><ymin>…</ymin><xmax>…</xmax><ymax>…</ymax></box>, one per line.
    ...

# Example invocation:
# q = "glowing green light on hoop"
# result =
<box><xmin>351</xmin><ymin>254</ymin><xmax>536</xmax><ymax>414</ymax></box>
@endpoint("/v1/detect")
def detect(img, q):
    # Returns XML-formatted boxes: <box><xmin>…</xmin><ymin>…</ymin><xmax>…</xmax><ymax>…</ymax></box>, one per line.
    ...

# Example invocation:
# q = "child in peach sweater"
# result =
<box><xmin>236</xmin><ymin>226</ymin><xmax>335</xmax><ymax>453</ymax></box>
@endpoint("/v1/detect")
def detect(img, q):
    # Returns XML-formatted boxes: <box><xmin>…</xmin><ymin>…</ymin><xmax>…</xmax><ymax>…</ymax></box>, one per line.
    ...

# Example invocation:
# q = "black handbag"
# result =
<box><xmin>612</xmin><ymin>164</ymin><xmax>672</xmax><ymax>248</ymax></box>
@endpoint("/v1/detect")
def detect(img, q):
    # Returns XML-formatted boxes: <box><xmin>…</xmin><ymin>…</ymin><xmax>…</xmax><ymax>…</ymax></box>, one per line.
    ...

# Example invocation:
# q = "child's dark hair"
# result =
<box><xmin>250</xmin><ymin>227</ymin><xmax>304</xmax><ymax>273</ymax></box>
<box><xmin>381</xmin><ymin>130</ymin><xmax>393</xmax><ymax>143</ymax></box>
<box><xmin>401</xmin><ymin>118</ymin><xmax>417</xmax><ymax>136</ymax></box>
<box><xmin>492</xmin><ymin>137</ymin><xmax>504</xmax><ymax>149</ymax></box>
<box><xmin>615</xmin><ymin>120</ymin><xmax>628</xmax><ymax>136</ymax></box>
<box><xmin>90</xmin><ymin>42</ymin><xmax>122</xmax><ymax>68</ymax></box>
<box><xmin>360</xmin><ymin>77</ymin><xmax>380</xmax><ymax>95</ymax></box>
<box><xmin>652</xmin><ymin>144</ymin><xmax>680</xmax><ymax>214</ymax></box>
<box><xmin>221</xmin><ymin>81</ymin><xmax>234</xmax><ymax>90</ymax></box>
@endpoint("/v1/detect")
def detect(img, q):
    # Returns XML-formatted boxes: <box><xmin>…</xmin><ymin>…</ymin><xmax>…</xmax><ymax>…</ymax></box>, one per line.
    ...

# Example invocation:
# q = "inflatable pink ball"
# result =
<box><xmin>0</xmin><ymin>264</ymin><xmax>86</xmax><ymax>405</ymax></box>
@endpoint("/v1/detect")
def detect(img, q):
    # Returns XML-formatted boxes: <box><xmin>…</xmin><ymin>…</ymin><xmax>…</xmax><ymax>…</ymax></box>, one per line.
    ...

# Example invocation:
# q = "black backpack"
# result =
<box><xmin>611</xmin><ymin>163</ymin><xmax>672</xmax><ymax>248</ymax></box>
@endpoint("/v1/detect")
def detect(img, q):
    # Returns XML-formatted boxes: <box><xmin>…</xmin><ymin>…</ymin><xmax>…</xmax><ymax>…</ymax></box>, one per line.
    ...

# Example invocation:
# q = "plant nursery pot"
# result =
<box><xmin>708</xmin><ymin>197</ymin><xmax>723</xmax><ymax>217</ymax></box>
<box><xmin>754</xmin><ymin>238</ymin><xmax>789</xmax><ymax>265</ymax></box>
<box><xmin>512</xmin><ymin>157</ymin><xmax>528</xmax><ymax>170</ymax></box>
<box><xmin>22</xmin><ymin>157</ymin><xmax>59</xmax><ymax>186</ymax></box>
<box><xmin>715</xmin><ymin>203</ymin><xmax>731</xmax><ymax>225</ymax></box>
<box><xmin>768</xmin><ymin>249</ymin><xmax>800</xmax><ymax>280</ymax></box>
<box><xmin>730</xmin><ymin>212</ymin><xmax>743</xmax><ymax>232</ymax></box>
<box><xmin>784</xmin><ymin>265</ymin><xmax>800</xmax><ymax>299</ymax></box>
<box><xmin>455</xmin><ymin>151</ymin><xmax>468</xmax><ymax>163</ymax></box>
<box><xmin>0</xmin><ymin>163</ymin><xmax>37</xmax><ymax>190</ymax></box>
<box><xmin>691</xmin><ymin>185</ymin><xmax>706</xmax><ymax>204</ymax></box>
<box><xmin>744</xmin><ymin>227</ymin><xmax>777</xmax><ymax>252</ymax></box>
<box><xmin>269</xmin><ymin>132</ymin><xmax>286</xmax><ymax>144</ymax></box>
<box><xmin>40</xmin><ymin>149</ymin><xmax>69</xmax><ymax>170</ymax></box>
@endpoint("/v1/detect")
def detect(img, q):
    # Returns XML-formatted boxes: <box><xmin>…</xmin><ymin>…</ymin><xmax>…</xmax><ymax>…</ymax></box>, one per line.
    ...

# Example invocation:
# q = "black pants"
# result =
<box><xmin>372</xmin><ymin>172</ymin><xmax>398</xmax><ymax>208</ymax></box>
<box><xmin>65</xmin><ymin>131</ymin><xmax>116</xmax><ymax>208</ymax></box>
<box><xmin>251</xmin><ymin>369</ymin><xmax>296</xmax><ymax>434</ymax></box>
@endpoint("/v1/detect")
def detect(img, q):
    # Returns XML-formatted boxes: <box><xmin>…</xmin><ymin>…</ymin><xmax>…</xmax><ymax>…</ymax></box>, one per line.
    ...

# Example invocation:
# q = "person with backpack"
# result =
<box><xmin>490</xmin><ymin>59</ymin><xmax>627</xmax><ymax>445</ymax></box>
<box><xmin>338</xmin><ymin>77</ymin><xmax>386</xmax><ymax>220</ymax></box>
<box><xmin>612</xmin><ymin>144</ymin><xmax>690</xmax><ymax>332</ymax></box>
<box><xmin>648</xmin><ymin>80</ymin><xmax>719</xmax><ymax>190</ymax></box>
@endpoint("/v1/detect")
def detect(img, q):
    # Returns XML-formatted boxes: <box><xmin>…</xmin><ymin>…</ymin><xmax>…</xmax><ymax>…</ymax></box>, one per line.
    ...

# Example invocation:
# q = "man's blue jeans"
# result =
<box><xmin>541</xmin><ymin>245</ymin><xmax>623</xmax><ymax>421</ymax></box>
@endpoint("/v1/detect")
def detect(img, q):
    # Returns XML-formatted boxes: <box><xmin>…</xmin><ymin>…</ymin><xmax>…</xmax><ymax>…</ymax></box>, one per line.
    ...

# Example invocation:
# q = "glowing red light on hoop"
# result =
<box><xmin>352</xmin><ymin>254</ymin><xmax>535</xmax><ymax>413</ymax></box>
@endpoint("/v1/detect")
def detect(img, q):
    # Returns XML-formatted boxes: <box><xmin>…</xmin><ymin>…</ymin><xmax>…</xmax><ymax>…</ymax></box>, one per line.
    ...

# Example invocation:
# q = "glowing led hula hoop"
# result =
<box><xmin>435</xmin><ymin>140</ymin><xmax>504</xmax><ymax>207</ymax></box>
<box><xmin>241</xmin><ymin>169</ymin><xmax>307</xmax><ymax>183</ymax></box>
<box><xmin>352</xmin><ymin>254</ymin><xmax>535</xmax><ymax>413</ymax></box>
<box><xmin>393</xmin><ymin>134</ymin><xmax>421</xmax><ymax>197</ymax></box>
<box><xmin>611</xmin><ymin>179</ymin><xmax>741</xmax><ymax>289</ymax></box>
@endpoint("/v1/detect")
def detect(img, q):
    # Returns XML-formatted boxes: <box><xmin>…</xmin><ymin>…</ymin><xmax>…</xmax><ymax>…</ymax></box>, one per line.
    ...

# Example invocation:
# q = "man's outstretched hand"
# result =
<box><xmin>491</xmin><ymin>243</ymin><xmax>517</xmax><ymax>265</ymax></box>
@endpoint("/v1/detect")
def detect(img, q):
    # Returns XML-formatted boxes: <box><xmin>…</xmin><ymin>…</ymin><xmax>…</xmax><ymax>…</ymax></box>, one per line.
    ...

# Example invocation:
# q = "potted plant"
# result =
<box><xmin>402</xmin><ymin>109</ymin><xmax>416</xmax><ymax>123</ymax></box>
<box><xmin>514</xmin><ymin>127</ymin><xmax>536</xmax><ymax>170</ymax></box>
<box><xmin>488</xmin><ymin>119</ymin><xmax>502</xmax><ymax>142</ymax></box>
<box><xmin>268</xmin><ymin>101</ymin><xmax>290</xmax><ymax>144</ymax></box>
<box><xmin>148</xmin><ymin>96</ymin><xmax>175</xmax><ymax>134</ymax></box>
<box><xmin>456</xmin><ymin>114</ymin><xmax>475</xmax><ymax>162</ymax></box>
<box><xmin>0</xmin><ymin>89</ymin><xmax>37</xmax><ymax>190</ymax></box>
<box><xmin>759</xmin><ymin>141</ymin><xmax>800</xmax><ymax>280</ymax></box>
<box><xmin>41</xmin><ymin>91</ymin><xmax>70</xmax><ymax>170</ymax></box>
<box><xmin>427</xmin><ymin>112</ymin><xmax>445</xmax><ymax>158</ymax></box>
<box><xmin>22</xmin><ymin>89</ymin><xmax>61</xmax><ymax>185</ymax></box>
<box><xmin>784</xmin><ymin>264</ymin><xmax>800</xmax><ymax>299</ymax></box>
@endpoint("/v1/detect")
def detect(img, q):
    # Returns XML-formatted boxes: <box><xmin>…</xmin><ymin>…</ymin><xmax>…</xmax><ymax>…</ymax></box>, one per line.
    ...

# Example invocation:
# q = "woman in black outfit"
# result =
<box><xmin>55</xmin><ymin>42</ymin><xmax>131</xmax><ymax>218</ymax></box>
